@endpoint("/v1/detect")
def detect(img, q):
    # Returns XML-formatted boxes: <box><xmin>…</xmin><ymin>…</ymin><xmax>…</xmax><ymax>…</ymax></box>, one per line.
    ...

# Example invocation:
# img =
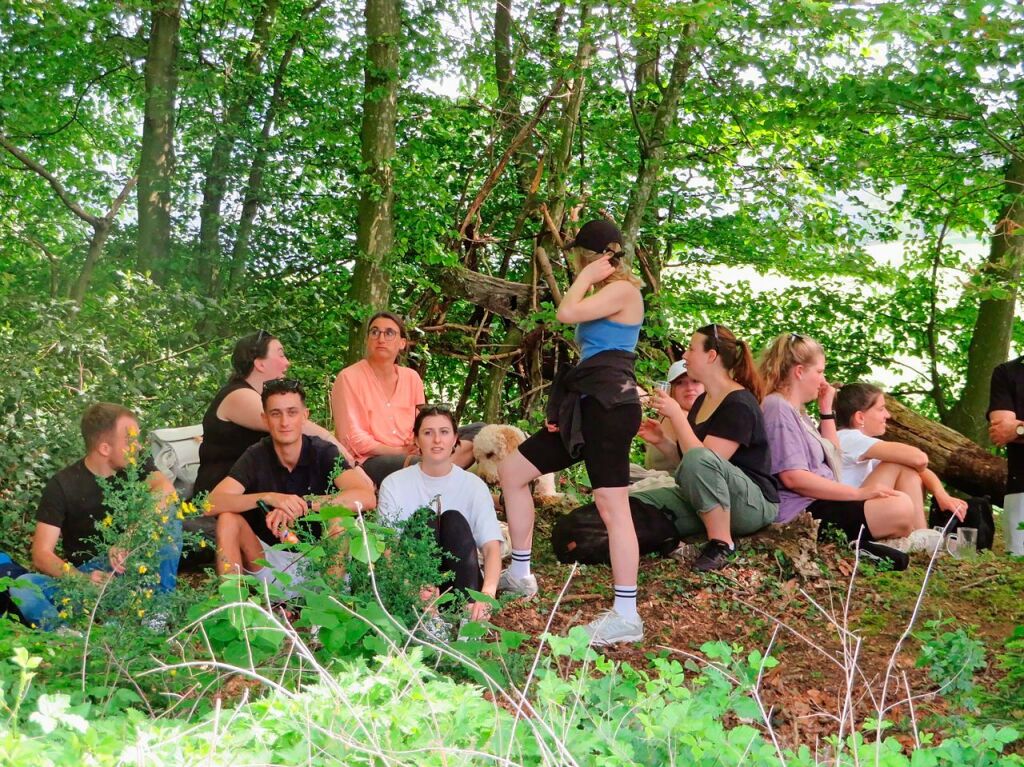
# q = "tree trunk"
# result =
<box><xmin>195</xmin><ymin>0</ymin><xmax>281</xmax><ymax>294</ymax></box>
<box><xmin>621</xmin><ymin>34</ymin><xmax>694</xmax><ymax>262</ymax></box>
<box><xmin>945</xmin><ymin>155</ymin><xmax>1024</xmax><ymax>443</ymax></box>
<box><xmin>345</xmin><ymin>0</ymin><xmax>402</xmax><ymax>364</ymax></box>
<box><xmin>226</xmin><ymin>0</ymin><xmax>326</xmax><ymax>292</ymax></box>
<box><xmin>885</xmin><ymin>396</ymin><xmax>1007</xmax><ymax>504</ymax></box>
<box><xmin>136</xmin><ymin>0</ymin><xmax>181</xmax><ymax>280</ymax></box>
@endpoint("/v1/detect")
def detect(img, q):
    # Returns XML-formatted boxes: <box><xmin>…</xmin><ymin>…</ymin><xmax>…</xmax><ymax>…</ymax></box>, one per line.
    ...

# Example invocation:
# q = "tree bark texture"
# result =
<box><xmin>227</xmin><ymin>0</ymin><xmax>327</xmax><ymax>292</ymax></box>
<box><xmin>885</xmin><ymin>396</ymin><xmax>1007</xmax><ymax>505</ymax></box>
<box><xmin>136</xmin><ymin>0</ymin><xmax>181</xmax><ymax>278</ymax></box>
<box><xmin>346</xmin><ymin>0</ymin><xmax>401</xmax><ymax>364</ymax></box>
<box><xmin>621</xmin><ymin>34</ymin><xmax>694</xmax><ymax>262</ymax></box>
<box><xmin>195</xmin><ymin>0</ymin><xmax>281</xmax><ymax>293</ymax></box>
<box><xmin>945</xmin><ymin>155</ymin><xmax>1024</xmax><ymax>443</ymax></box>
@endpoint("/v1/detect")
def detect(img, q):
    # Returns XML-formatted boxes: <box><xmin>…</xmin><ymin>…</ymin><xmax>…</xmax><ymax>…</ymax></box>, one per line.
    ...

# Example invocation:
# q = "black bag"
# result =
<box><xmin>551</xmin><ymin>498</ymin><xmax>680</xmax><ymax>565</ymax></box>
<box><xmin>928</xmin><ymin>495</ymin><xmax>995</xmax><ymax>551</ymax></box>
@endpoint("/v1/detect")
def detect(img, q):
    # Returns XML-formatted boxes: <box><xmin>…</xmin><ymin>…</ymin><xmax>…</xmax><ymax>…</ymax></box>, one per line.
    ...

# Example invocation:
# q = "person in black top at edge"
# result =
<box><xmin>647</xmin><ymin>324</ymin><xmax>779</xmax><ymax>571</ymax></box>
<box><xmin>10</xmin><ymin>403</ymin><xmax>179</xmax><ymax>629</ymax></box>
<box><xmin>206</xmin><ymin>379</ymin><xmax>376</xmax><ymax>587</ymax></box>
<box><xmin>988</xmin><ymin>355</ymin><xmax>1024</xmax><ymax>554</ymax></box>
<box><xmin>192</xmin><ymin>331</ymin><xmax>351</xmax><ymax>498</ymax></box>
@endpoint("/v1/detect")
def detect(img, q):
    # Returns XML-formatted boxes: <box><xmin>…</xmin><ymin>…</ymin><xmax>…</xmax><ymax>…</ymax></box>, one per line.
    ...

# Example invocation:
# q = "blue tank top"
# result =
<box><xmin>576</xmin><ymin>317</ymin><xmax>642</xmax><ymax>361</ymax></box>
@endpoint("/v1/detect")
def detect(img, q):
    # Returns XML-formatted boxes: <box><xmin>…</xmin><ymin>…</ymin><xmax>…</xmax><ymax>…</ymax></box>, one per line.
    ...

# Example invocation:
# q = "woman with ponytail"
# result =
<box><xmin>649</xmin><ymin>324</ymin><xmax>779</xmax><ymax>571</ymax></box>
<box><xmin>498</xmin><ymin>219</ymin><xmax>645</xmax><ymax>645</ymax></box>
<box><xmin>759</xmin><ymin>333</ymin><xmax>920</xmax><ymax>546</ymax></box>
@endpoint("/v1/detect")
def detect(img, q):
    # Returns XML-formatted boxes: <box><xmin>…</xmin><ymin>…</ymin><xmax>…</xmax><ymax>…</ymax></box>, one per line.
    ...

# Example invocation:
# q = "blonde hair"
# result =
<box><xmin>759</xmin><ymin>332</ymin><xmax>825</xmax><ymax>395</ymax></box>
<box><xmin>573</xmin><ymin>243</ymin><xmax>643</xmax><ymax>289</ymax></box>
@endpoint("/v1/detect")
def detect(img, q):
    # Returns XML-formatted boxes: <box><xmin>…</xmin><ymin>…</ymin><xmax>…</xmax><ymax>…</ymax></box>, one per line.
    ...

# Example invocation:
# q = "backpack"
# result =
<box><xmin>551</xmin><ymin>498</ymin><xmax>680</xmax><ymax>565</ymax></box>
<box><xmin>149</xmin><ymin>424</ymin><xmax>204</xmax><ymax>499</ymax></box>
<box><xmin>928</xmin><ymin>495</ymin><xmax>995</xmax><ymax>551</ymax></box>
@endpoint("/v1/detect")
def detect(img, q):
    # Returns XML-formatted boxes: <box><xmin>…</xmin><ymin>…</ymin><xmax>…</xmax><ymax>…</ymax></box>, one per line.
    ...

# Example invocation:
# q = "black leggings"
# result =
<box><xmin>410</xmin><ymin>508</ymin><xmax>482</xmax><ymax>594</ymax></box>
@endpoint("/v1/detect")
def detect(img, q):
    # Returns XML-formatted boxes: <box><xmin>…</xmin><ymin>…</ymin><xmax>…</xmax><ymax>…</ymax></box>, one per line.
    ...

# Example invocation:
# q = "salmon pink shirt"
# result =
<box><xmin>333</xmin><ymin>360</ymin><xmax>426</xmax><ymax>464</ymax></box>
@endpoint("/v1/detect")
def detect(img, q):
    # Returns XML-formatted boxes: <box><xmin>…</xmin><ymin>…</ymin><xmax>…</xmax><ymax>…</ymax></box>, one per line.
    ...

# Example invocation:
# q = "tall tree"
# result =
<box><xmin>136</xmin><ymin>0</ymin><xmax>181</xmax><ymax>279</ymax></box>
<box><xmin>345</xmin><ymin>0</ymin><xmax>402</xmax><ymax>363</ymax></box>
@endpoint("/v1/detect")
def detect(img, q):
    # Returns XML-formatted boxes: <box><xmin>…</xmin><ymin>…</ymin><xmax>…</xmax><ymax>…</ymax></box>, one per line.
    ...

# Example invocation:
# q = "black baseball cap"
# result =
<box><xmin>571</xmin><ymin>219</ymin><xmax>623</xmax><ymax>253</ymax></box>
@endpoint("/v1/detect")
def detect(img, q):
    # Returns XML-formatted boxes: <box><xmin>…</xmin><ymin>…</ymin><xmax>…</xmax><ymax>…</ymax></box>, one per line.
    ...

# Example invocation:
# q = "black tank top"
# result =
<box><xmin>192</xmin><ymin>379</ymin><xmax>265</xmax><ymax>496</ymax></box>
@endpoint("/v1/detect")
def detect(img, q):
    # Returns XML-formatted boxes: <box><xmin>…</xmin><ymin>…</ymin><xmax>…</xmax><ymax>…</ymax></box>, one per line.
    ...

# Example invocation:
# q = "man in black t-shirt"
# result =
<box><xmin>11</xmin><ymin>403</ymin><xmax>179</xmax><ymax>629</ymax></box>
<box><xmin>207</xmin><ymin>378</ymin><xmax>376</xmax><ymax>582</ymax></box>
<box><xmin>988</xmin><ymin>356</ymin><xmax>1024</xmax><ymax>553</ymax></box>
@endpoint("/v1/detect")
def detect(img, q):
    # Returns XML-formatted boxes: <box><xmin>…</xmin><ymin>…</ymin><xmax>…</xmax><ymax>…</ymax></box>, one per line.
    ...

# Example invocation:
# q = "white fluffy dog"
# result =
<box><xmin>472</xmin><ymin>424</ymin><xmax>562</xmax><ymax>503</ymax></box>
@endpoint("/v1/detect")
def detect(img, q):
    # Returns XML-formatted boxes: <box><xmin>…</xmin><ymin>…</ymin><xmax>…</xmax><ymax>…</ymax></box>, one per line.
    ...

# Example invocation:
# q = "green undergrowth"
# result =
<box><xmin>0</xmin><ymin>628</ymin><xmax>1020</xmax><ymax>766</ymax></box>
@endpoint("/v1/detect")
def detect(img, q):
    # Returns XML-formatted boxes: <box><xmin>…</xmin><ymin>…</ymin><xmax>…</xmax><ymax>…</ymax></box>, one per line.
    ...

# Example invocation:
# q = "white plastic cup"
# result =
<box><xmin>947</xmin><ymin>527</ymin><xmax>978</xmax><ymax>560</ymax></box>
<box><xmin>1003</xmin><ymin>493</ymin><xmax>1024</xmax><ymax>556</ymax></box>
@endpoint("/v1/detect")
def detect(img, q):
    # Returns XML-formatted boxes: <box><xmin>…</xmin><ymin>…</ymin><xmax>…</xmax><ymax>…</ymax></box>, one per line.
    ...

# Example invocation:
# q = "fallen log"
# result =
<box><xmin>436</xmin><ymin>266</ymin><xmax>550</xmax><ymax>320</ymax></box>
<box><xmin>884</xmin><ymin>396</ymin><xmax>1007</xmax><ymax>505</ymax></box>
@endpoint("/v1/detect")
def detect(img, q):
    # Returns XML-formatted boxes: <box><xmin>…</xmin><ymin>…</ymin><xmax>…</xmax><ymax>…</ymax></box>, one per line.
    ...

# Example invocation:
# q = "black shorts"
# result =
<box><xmin>807</xmin><ymin>499</ymin><xmax>871</xmax><ymax>543</ymax></box>
<box><xmin>518</xmin><ymin>398</ymin><xmax>641</xmax><ymax>488</ymax></box>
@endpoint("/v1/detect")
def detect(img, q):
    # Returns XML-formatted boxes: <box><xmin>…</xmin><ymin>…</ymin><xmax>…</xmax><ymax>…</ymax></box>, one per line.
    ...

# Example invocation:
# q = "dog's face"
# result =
<box><xmin>473</xmin><ymin>424</ymin><xmax>526</xmax><ymax>483</ymax></box>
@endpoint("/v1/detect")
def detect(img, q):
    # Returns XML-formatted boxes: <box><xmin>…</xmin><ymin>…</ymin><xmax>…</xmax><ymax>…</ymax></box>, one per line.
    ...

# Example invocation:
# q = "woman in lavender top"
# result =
<box><xmin>758</xmin><ymin>332</ymin><xmax>919</xmax><ymax>543</ymax></box>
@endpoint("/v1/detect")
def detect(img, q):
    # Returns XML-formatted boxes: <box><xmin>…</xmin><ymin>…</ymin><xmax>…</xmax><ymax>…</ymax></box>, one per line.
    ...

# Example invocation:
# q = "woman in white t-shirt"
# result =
<box><xmin>835</xmin><ymin>383</ymin><xmax>966</xmax><ymax>526</ymax></box>
<box><xmin>377</xmin><ymin>405</ymin><xmax>503</xmax><ymax>621</ymax></box>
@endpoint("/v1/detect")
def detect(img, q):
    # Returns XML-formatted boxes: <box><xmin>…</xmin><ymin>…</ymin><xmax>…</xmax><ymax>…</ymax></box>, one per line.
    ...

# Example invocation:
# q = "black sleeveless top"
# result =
<box><xmin>192</xmin><ymin>379</ymin><xmax>265</xmax><ymax>496</ymax></box>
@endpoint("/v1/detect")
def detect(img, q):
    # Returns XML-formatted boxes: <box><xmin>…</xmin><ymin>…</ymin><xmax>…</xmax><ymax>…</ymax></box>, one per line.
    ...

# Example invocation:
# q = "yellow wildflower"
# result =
<box><xmin>160</xmin><ymin>514</ymin><xmax>169</xmax><ymax>524</ymax></box>
<box><xmin>102</xmin><ymin>515</ymin><xmax>113</xmax><ymax>527</ymax></box>
<box><xmin>152</xmin><ymin>531</ymin><xmax>161</xmax><ymax>540</ymax></box>
<box><xmin>127</xmin><ymin>425</ymin><xmax>139</xmax><ymax>438</ymax></box>
<box><xmin>61</xmin><ymin>562</ymin><xmax>71</xmax><ymax>573</ymax></box>
<box><xmin>167</xmin><ymin>492</ymin><xmax>179</xmax><ymax>505</ymax></box>
<box><xmin>58</xmin><ymin>611</ymin><xmax>68</xmax><ymax>619</ymax></box>
<box><xmin>128</xmin><ymin>456</ymin><xmax>137</xmax><ymax>466</ymax></box>
<box><xmin>137</xmin><ymin>564</ymin><xmax>148</xmax><ymax>575</ymax></box>
<box><xmin>201</xmin><ymin>498</ymin><xmax>212</xmax><ymax>514</ymax></box>
<box><xmin>144</xmin><ymin>589</ymin><xmax>153</xmax><ymax>599</ymax></box>
<box><xmin>60</xmin><ymin>597</ymin><xmax>71</xmax><ymax>605</ymax></box>
<box><xmin>176</xmin><ymin>510</ymin><xmax>184</xmax><ymax>520</ymax></box>
<box><xmin>137</xmin><ymin>609</ymin><xmax>145</xmax><ymax>618</ymax></box>
<box><xmin>199</xmin><ymin>539</ymin><xmax>207</xmax><ymax>548</ymax></box>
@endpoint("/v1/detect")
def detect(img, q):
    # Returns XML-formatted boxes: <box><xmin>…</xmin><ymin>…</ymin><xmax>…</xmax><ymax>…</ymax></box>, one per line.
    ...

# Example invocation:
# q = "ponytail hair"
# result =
<box><xmin>697</xmin><ymin>323</ymin><xmax>765</xmax><ymax>401</ymax></box>
<box><xmin>759</xmin><ymin>332</ymin><xmax>825</xmax><ymax>396</ymax></box>
<box><xmin>230</xmin><ymin>330</ymin><xmax>276</xmax><ymax>382</ymax></box>
<box><xmin>835</xmin><ymin>382</ymin><xmax>884</xmax><ymax>429</ymax></box>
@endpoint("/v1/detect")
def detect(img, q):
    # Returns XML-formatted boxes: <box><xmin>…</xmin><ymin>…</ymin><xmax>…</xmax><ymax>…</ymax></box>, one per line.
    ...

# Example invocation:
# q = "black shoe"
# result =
<box><xmin>693</xmin><ymin>539</ymin><xmax>735</xmax><ymax>572</ymax></box>
<box><xmin>857</xmin><ymin>540</ymin><xmax>910</xmax><ymax>571</ymax></box>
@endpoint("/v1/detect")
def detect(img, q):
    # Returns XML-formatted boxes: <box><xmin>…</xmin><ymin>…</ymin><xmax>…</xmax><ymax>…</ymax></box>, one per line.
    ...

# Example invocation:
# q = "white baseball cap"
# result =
<box><xmin>667</xmin><ymin>359</ymin><xmax>688</xmax><ymax>382</ymax></box>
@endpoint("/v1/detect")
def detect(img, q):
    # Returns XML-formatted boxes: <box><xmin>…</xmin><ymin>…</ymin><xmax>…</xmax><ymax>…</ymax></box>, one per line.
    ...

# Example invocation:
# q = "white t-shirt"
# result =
<box><xmin>377</xmin><ymin>464</ymin><xmax>503</xmax><ymax>547</ymax></box>
<box><xmin>838</xmin><ymin>429</ymin><xmax>880</xmax><ymax>488</ymax></box>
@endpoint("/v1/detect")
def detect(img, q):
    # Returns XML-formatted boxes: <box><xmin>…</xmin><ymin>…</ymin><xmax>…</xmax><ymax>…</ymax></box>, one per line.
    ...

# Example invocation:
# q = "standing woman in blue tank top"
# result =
<box><xmin>497</xmin><ymin>219</ymin><xmax>646</xmax><ymax>646</ymax></box>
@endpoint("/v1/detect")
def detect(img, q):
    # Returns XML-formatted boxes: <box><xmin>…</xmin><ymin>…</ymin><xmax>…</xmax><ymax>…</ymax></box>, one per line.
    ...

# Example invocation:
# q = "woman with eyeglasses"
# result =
<box><xmin>645</xmin><ymin>324</ymin><xmax>779</xmax><ymax>571</ymax></box>
<box><xmin>497</xmin><ymin>219</ymin><xmax>646</xmax><ymax>646</ymax></box>
<box><xmin>193</xmin><ymin>331</ymin><xmax>347</xmax><ymax>497</ymax></box>
<box><xmin>377</xmin><ymin>405</ymin><xmax>504</xmax><ymax>627</ymax></box>
<box><xmin>759</xmin><ymin>332</ymin><xmax>920</xmax><ymax>548</ymax></box>
<box><xmin>332</xmin><ymin>311</ymin><xmax>481</xmax><ymax>487</ymax></box>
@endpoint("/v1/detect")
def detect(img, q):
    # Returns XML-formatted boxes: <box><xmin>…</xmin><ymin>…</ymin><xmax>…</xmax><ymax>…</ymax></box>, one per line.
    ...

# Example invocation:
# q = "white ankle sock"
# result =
<box><xmin>509</xmin><ymin>549</ymin><xmax>532</xmax><ymax>578</ymax></box>
<box><xmin>613</xmin><ymin>585</ymin><xmax>638</xmax><ymax>620</ymax></box>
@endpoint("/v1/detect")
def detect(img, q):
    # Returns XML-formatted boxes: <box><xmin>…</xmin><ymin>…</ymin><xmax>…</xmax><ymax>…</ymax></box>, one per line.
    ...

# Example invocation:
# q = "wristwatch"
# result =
<box><xmin>1017</xmin><ymin>423</ymin><xmax>1024</xmax><ymax>438</ymax></box>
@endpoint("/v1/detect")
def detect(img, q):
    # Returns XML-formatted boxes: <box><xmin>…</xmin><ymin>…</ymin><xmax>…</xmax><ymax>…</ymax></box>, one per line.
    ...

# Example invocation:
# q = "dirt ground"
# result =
<box><xmin>489</xmin><ymin>502</ymin><xmax>1024</xmax><ymax>749</ymax></box>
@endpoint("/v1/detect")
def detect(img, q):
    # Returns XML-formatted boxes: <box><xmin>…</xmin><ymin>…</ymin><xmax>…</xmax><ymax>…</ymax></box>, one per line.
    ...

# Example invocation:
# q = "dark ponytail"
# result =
<box><xmin>835</xmin><ymin>382</ymin><xmax>884</xmax><ymax>429</ymax></box>
<box><xmin>697</xmin><ymin>324</ymin><xmax>766</xmax><ymax>402</ymax></box>
<box><xmin>230</xmin><ymin>330</ymin><xmax>276</xmax><ymax>382</ymax></box>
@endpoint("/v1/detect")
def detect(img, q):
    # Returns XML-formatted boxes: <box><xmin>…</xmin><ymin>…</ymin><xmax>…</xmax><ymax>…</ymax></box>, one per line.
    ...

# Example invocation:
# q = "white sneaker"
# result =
<box><xmin>581</xmin><ymin>609</ymin><xmax>644</xmax><ymax>646</ymax></box>
<box><xmin>498</xmin><ymin>569</ymin><xmax>538</xmax><ymax>598</ymax></box>
<box><xmin>906</xmin><ymin>528</ymin><xmax>944</xmax><ymax>554</ymax></box>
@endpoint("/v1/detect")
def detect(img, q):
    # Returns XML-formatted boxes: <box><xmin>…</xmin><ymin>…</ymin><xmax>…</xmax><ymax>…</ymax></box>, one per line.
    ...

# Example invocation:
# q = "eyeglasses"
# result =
<box><xmin>262</xmin><ymin>378</ymin><xmax>303</xmax><ymax>396</ymax></box>
<box><xmin>368</xmin><ymin>327</ymin><xmax>399</xmax><ymax>339</ymax></box>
